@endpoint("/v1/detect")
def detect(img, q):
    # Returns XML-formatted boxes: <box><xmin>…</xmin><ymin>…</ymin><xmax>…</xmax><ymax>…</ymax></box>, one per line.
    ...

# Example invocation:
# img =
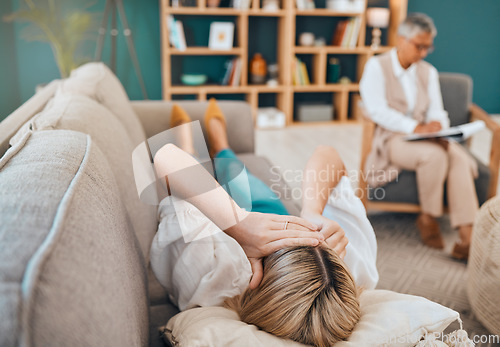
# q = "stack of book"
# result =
<box><xmin>331</xmin><ymin>17</ymin><xmax>362</xmax><ymax>48</ymax></box>
<box><xmin>292</xmin><ymin>57</ymin><xmax>310</xmax><ymax>86</ymax></box>
<box><xmin>167</xmin><ymin>15</ymin><xmax>186</xmax><ymax>51</ymax></box>
<box><xmin>220</xmin><ymin>58</ymin><xmax>242</xmax><ymax>86</ymax></box>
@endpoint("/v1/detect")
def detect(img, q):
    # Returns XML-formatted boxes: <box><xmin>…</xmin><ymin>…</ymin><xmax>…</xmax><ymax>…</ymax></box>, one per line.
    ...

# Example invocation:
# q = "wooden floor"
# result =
<box><xmin>255</xmin><ymin>116</ymin><xmax>500</xmax><ymax>205</ymax></box>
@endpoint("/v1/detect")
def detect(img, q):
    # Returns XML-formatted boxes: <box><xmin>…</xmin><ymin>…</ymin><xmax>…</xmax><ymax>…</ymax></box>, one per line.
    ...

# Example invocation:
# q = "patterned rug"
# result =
<box><xmin>369</xmin><ymin>211</ymin><xmax>500</xmax><ymax>346</ymax></box>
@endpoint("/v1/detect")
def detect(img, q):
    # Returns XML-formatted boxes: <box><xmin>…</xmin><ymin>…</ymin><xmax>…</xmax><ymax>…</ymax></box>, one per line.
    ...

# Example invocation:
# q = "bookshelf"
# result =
<box><xmin>160</xmin><ymin>0</ymin><xmax>408</xmax><ymax>125</ymax></box>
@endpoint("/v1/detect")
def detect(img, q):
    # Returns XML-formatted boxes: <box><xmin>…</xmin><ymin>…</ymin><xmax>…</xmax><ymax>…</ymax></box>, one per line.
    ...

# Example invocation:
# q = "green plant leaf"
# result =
<box><xmin>4</xmin><ymin>0</ymin><xmax>101</xmax><ymax>78</ymax></box>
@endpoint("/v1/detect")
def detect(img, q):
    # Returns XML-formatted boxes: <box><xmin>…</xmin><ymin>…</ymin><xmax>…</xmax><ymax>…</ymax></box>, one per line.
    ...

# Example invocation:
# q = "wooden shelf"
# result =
<box><xmin>293</xmin><ymin>83</ymin><xmax>359</xmax><ymax>92</ymax></box>
<box><xmin>248</xmin><ymin>10</ymin><xmax>286</xmax><ymax>17</ymax></box>
<box><xmin>169</xmin><ymin>85</ymin><xmax>286</xmax><ymax>94</ymax></box>
<box><xmin>169</xmin><ymin>47</ymin><xmax>243</xmax><ymax>55</ymax></box>
<box><xmin>161</xmin><ymin>0</ymin><xmax>407</xmax><ymax>125</ymax></box>
<box><xmin>295</xmin><ymin>9</ymin><xmax>363</xmax><ymax>17</ymax></box>
<box><xmin>167</xmin><ymin>7</ymin><xmax>241</xmax><ymax>15</ymax></box>
<box><xmin>247</xmin><ymin>85</ymin><xmax>287</xmax><ymax>92</ymax></box>
<box><xmin>294</xmin><ymin>46</ymin><xmax>392</xmax><ymax>54</ymax></box>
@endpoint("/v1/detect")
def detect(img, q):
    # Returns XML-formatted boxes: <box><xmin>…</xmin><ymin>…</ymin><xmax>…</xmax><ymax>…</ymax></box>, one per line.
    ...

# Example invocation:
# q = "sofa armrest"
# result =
<box><xmin>470</xmin><ymin>103</ymin><xmax>500</xmax><ymax>198</ymax></box>
<box><xmin>131</xmin><ymin>100</ymin><xmax>255</xmax><ymax>154</ymax></box>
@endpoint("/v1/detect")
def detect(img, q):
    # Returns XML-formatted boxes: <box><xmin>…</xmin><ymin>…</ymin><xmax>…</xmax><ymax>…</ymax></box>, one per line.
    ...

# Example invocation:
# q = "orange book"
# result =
<box><xmin>332</xmin><ymin>20</ymin><xmax>348</xmax><ymax>46</ymax></box>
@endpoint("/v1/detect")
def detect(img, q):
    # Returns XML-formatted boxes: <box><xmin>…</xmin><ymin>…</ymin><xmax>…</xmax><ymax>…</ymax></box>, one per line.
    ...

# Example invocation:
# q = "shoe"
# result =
<box><xmin>204</xmin><ymin>98</ymin><xmax>227</xmax><ymax>156</ymax></box>
<box><xmin>451</xmin><ymin>241</ymin><xmax>469</xmax><ymax>261</ymax></box>
<box><xmin>170</xmin><ymin>104</ymin><xmax>192</xmax><ymax>128</ymax></box>
<box><xmin>416</xmin><ymin>214</ymin><xmax>444</xmax><ymax>249</ymax></box>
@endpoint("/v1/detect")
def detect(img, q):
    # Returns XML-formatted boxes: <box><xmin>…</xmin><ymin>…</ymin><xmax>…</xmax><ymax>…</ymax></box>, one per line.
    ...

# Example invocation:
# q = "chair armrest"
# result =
<box><xmin>469</xmin><ymin>103</ymin><xmax>500</xmax><ymax>198</ymax></box>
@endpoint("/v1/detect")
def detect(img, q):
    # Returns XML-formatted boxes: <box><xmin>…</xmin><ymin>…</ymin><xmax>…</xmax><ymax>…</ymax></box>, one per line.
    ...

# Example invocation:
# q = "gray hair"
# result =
<box><xmin>398</xmin><ymin>13</ymin><xmax>437</xmax><ymax>39</ymax></box>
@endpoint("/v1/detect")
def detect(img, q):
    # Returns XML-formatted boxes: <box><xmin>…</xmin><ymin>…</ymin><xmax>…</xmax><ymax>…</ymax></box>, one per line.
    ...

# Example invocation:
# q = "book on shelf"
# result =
<box><xmin>175</xmin><ymin>20</ymin><xmax>186</xmax><ymax>51</ymax></box>
<box><xmin>292</xmin><ymin>57</ymin><xmax>310</xmax><ymax>86</ymax></box>
<box><xmin>332</xmin><ymin>17</ymin><xmax>361</xmax><ymax>48</ymax></box>
<box><xmin>404</xmin><ymin>120</ymin><xmax>486</xmax><ymax>142</ymax></box>
<box><xmin>167</xmin><ymin>15</ymin><xmax>186</xmax><ymax>51</ymax></box>
<box><xmin>332</xmin><ymin>20</ymin><xmax>348</xmax><ymax>46</ymax></box>
<box><xmin>299</xmin><ymin>60</ymin><xmax>310</xmax><ymax>85</ymax></box>
<box><xmin>220</xmin><ymin>57</ymin><xmax>242</xmax><ymax>86</ymax></box>
<box><xmin>347</xmin><ymin>17</ymin><xmax>361</xmax><ymax>48</ymax></box>
<box><xmin>231</xmin><ymin>58</ymin><xmax>242</xmax><ymax>86</ymax></box>
<box><xmin>221</xmin><ymin>59</ymin><xmax>234</xmax><ymax>86</ymax></box>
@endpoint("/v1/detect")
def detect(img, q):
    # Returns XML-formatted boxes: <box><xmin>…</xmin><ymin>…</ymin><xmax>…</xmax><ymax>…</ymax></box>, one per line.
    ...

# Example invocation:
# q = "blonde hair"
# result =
<box><xmin>225</xmin><ymin>245</ymin><xmax>361</xmax><ymax>346</ymax></box>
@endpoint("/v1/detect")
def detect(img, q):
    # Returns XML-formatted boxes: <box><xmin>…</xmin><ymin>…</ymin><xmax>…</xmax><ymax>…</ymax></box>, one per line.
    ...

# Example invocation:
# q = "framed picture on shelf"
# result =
<box><xmin>208</xmin><ymin>22</ymin><xmax>234</xmax><ymax>50</ymax></box>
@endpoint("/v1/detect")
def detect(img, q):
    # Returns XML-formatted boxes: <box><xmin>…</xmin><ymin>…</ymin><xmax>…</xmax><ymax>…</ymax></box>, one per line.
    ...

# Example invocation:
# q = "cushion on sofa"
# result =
<box><xmin>131</xmin><ymin>100</ymin><xmax>255</xmax><ymax>155</ymax></box>
<box><xmin>56</xmin><ymin>62</ymin><xmax>147</xmax><ymax>146</ymax></box>
<box><xmin>161</xmin><ymin>290</ymin><xmax>459</xmax><ymax>347</ymax></box>
<box><xmin>0</xmin><ymin>130</ymin><xmax>148</xmax><ymax>346</ymax></box>
<box><xmin>10</xmin><ymin>93</ymin><xmax>158</xmax><ymax>261</ymax></box>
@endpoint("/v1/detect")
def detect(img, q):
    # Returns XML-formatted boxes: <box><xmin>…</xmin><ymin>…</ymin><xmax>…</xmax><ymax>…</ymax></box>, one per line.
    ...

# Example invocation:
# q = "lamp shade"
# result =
<box><xmin>366</xmin><ymin>7</ymin><xmax>390</xmax><ymax>28</ymax></box>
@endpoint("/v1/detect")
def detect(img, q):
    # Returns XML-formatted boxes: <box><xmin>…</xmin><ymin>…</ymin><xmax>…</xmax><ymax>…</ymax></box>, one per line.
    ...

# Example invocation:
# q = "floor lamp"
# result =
<box><xmin>95</xmin><ymin>0</ymin><xmax>148</xmax><ymax>99</ymax></box>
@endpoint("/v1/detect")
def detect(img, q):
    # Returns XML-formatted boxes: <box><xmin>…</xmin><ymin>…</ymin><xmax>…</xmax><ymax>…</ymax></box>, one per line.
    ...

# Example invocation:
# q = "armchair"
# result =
<box><xmin>359</xmin><ymin>72</ymin><xmax>500</xmax><ymax>212</ymax></box>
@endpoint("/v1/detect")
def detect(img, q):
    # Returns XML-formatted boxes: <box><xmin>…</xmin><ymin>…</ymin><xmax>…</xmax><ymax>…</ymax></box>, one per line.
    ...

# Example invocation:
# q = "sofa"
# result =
<box><xmin>0</xmin><ymin>62</ymin><xmax>299</xmax><ymax>346</ymax></box>
<box><xmin>1</xmin><ymin>62</ymin><xmax>475</xmax><ymax>347</ymax></box>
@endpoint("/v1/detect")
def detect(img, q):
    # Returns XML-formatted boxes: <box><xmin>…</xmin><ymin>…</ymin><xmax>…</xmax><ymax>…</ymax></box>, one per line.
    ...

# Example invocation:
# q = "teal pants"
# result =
<box><xmin>214</xmin><ymin>149</ymin><xmax>288</xmax><ymax>215</ymax></box>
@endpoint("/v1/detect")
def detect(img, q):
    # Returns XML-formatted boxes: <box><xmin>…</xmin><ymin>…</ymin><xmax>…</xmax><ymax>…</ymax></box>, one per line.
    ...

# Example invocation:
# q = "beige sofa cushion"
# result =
<box><xmin>56</xmin><ymin>62</ymin><xmax>147</xmax><ymax>146</ymax></box>
<box><xmin>0</xmin><ymin>130</ymin><xmax>148</xmax><ymax>346</ymax></box>
<box><xmin>10</xmin><ymin>93</ymin><xmax>158</xmax><ymax>260</ymax></box>
<box><xmin>131</xmin><ymin>100</ymin><xmax>255</xmax><ymax>154</ymax></box>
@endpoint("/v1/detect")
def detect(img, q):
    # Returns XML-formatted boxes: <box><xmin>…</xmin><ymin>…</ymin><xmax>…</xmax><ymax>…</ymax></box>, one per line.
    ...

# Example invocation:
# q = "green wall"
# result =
<box><xmin>0</xmin><ymin>0</ymin><xmax>21</xmax><ymax>120</ymax></box>
<box><xmin>1</xmin><ymin>0</ymin><xmax>162</xmax><ymax>122</ymax></box>
<box><xmin>407</xmin><ymin>0</ymin><xmax>500</xmax><ymax>115</ymax></box>
<box><xmin>1</xmin><ymin>0</ymin><xmax>499</xmax><ymax>121</ymax></box>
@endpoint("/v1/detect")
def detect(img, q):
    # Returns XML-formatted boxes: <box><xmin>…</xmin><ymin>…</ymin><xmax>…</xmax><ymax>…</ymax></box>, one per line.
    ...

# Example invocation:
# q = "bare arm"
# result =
<box><xmin>154</xmin><ymin>144</ymin><xmax>323</xmax><ymax>288</ymax></box>
<box><xmin>300</xmin><ymin>145</ymin><xmax>349</xmax><ymax>258</ymax></box>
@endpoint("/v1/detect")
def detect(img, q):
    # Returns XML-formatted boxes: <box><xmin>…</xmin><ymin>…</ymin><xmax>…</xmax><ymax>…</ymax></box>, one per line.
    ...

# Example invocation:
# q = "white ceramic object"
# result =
<box><xmin>299</xmin><ymin>32</ymin><xmax>315</xmax><ymax>46</ymax></box>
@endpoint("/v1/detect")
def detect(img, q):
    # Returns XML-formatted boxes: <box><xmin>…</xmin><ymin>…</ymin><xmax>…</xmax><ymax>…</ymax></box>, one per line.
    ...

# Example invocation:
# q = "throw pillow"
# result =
<box><xmin>56</xmin><ymin>62</ymin><xmax>146</xmax><ymax>146</ymax></box>
<box><xmin>160</xmin><ymin>289</ymin><xmax>459</xmax><ymax>347</ymax></box>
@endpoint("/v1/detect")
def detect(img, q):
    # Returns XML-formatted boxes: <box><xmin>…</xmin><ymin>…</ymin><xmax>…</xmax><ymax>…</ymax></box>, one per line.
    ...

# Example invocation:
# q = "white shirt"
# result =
<box><xmin>360</xmin><ymin>48</ymin><xmax>449</xmax><ymax>134</ymax></box>
<box><xmin>150</xmin><ymin>176</ymin><xmax>379</xmax><ymax>311</ymax></box>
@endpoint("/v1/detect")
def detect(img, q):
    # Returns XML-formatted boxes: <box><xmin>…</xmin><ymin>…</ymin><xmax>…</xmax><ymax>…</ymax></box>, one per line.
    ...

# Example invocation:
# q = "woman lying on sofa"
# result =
<box><xmin>151</xmin><ymin>99</ymin><xmax>378</xmax><ymax>346</ymax></box>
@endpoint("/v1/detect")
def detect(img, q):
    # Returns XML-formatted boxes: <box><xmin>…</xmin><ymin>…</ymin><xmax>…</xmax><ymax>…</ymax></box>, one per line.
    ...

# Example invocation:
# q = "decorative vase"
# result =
<box><xmin>250</xmin><ymin>53</ymin><xmax>267</xmax><ymax>84</ymax></box>
<box><xmin>207</xmin><ymin>0</ymin><xmax>221</xmax><ymax>8</ymax></box>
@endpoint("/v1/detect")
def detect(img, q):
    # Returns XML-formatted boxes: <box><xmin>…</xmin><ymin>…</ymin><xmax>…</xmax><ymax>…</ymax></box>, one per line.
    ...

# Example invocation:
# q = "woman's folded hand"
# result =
<box><xmin>300</xmin><ymin>211</ymin><xmax>348</xmax><ymax>260</ymax></box>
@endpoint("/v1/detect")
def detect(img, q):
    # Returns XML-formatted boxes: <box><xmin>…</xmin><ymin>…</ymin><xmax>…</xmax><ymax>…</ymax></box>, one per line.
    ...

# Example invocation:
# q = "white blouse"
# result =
<box><xmin>360</xmin><ymin>48</ymin><xmax>449</xmax><ymax>134</ymax></box>
<box><xmin>150</xmin><ymin>176</ymin><xmax>379</xmax><ymax>310</ymax></box>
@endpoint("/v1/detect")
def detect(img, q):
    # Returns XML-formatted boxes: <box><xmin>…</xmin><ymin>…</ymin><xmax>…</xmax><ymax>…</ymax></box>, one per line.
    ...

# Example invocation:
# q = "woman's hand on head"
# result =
<box><xmin>300</xmin><ymin>212</ymin><xmax>348</xmax><ymax>259</ymax></box>
<box><xmin>224</xmin><ymin>212</ymin><xmax>322</xmax><ymax>289</ymax></box>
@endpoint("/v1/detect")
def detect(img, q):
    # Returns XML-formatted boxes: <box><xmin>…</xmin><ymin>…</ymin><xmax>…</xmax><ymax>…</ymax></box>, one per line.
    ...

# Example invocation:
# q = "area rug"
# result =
<box><xmin>369</xmin><ymin>211</ymin><xmax>500</xmax><ymax>346</ymax></box>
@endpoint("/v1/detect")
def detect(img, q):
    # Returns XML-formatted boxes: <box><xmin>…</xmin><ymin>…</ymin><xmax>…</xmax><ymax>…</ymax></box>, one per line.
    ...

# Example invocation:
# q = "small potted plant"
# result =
<box><xmin>4</xmin><ymin>0</ymin><xmax>100</xmax><ymax>78</ymax></box>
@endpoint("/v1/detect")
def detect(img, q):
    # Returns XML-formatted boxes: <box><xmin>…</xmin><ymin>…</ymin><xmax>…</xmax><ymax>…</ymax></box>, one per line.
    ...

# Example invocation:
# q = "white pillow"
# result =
<box><xmin>160</xmin><ymin>289</ymin><xmax>459</xmax><ymax>347</ymax></box>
